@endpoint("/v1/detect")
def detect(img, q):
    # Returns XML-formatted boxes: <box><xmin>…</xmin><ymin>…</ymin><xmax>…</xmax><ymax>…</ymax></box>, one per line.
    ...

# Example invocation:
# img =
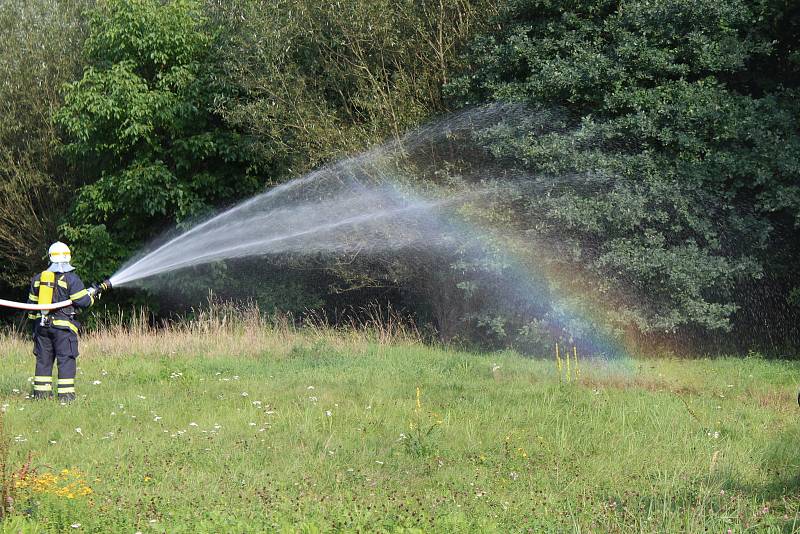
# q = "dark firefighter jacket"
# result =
<box><xmin>26</xmin><ymin>272</ymin><xmax>93</xmax><ymax>334</ymax></box>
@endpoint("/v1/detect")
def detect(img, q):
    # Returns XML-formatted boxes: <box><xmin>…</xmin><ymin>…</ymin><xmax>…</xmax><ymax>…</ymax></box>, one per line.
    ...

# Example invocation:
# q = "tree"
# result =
<box><xmin>449</xmin><ymin>0</ymin><xmax>800</xmax><ymax>351</ymax></box>
<box><xmin>0</xmin><ymin>0</ymin><xmax>92</xmax><ymax>293</ymax></box>
<box><xmin>56</xmin><ymin>0</ymin><xmax>261</xmax><ymax>281</ymax></box>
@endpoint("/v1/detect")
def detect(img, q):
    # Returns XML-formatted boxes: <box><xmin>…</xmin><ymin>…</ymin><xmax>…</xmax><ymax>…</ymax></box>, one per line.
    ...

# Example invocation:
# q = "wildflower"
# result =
<box><xmin>144</xmin><ymin>476</ymin><xmax>152</xmax><ymax>482</ymax></box>
<box><xmin>75</xmin><ymin>428</ymin><xmax>83</xmax><ymax>436</ymax></box>
<box><xmin>325</xmin><ymin>410</ymin><xmax>332</xmax><ymax>417</ymax></box>
<box><xmin>509</xmin><ymin>472</ymin><xmax>519</xmax><ymax>480</ymax></box>
<box><xmin>249</xmin><ymin>422</ymin><xmax>256</xmax><ymax>426</ymax></box>
<box><xmin>308</xmin><ymin>396</ymin><xmax>318</xmax><ymax>402</ymax></box>
<box><xmin>71</xmin><ymin>523</ymin><xmax>81</xmax><ymax>528</ymax></box>
<box><xmin>375</xmin><ymin>461</ymin><xmax>384</xmax><ymax>465</ymax></box>
<box><xmin>241</xmin><ymin>392</ymin><xmax>249</xmax><ymax>397</ymax></box>
<box><xmin>92</xmin><ymin>380</ymin><xmax>101</xmax><ymax>385</ymax></box>
<box><xmin>101</xmin><ymin>369</ymin><xmax>107</xmax><ymax>376</ymax></box>
<box><xmin>252</xmin><ymin>400</ymin><xmax>262</xmax><ymax>407</ymax></box>
<box><xmin>189</xmin><ymin>422</ymin><xmax>198</xmax><ymax>427</ymax></box>
<box><xmin>12</xmin><ymin>388</ymin><xmax>19</xmax><ymax>393</ymax></box>
<box><xmin>307</xmin><ymin>386</ymin><xmax>315</xmax><ymax>390</ymax></box>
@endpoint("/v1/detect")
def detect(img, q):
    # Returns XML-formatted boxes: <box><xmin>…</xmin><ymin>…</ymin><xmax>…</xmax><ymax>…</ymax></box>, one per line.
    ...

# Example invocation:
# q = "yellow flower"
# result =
<box><xmin>144</xmin><ymin>476</ymin><xmax>152</xmax><ymax>482</ymax></box>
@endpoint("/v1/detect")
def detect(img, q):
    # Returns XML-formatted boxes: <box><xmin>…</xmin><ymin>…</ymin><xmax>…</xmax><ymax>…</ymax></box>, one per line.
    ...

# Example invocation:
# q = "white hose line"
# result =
<box><xmin>0</xmin><ymin>299</ymin><xmax>73</xmax><ymax>311</ymax></box>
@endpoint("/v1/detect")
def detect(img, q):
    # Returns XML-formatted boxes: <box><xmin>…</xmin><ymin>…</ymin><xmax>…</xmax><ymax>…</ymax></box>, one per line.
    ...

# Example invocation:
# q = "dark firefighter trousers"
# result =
<box><xmin>32</xmin><ymin>325</ymin><xmax>78</xmax><ymax>399</ymax></box>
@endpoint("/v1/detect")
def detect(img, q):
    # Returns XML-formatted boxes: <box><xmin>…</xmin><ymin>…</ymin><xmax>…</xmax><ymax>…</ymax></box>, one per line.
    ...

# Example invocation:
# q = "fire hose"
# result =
<box><xmin>0</xmin><ymin>299</ymin><xmax>75</xmax><ymax>311</ymax></box>
<box><xmin>0</xmin><ymin>280</ymin><xmax>111</xmax><ymax>312</ymax></box>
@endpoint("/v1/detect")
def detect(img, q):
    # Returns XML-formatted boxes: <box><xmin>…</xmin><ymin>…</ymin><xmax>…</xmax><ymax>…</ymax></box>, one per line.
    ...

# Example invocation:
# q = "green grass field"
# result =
<box><xmin>1</xmin><ymin>321</ymin><xmax>799</xmax><ymax>532</ymax></box>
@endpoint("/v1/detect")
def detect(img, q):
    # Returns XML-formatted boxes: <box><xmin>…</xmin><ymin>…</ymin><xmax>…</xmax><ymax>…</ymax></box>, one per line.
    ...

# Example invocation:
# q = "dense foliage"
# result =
<box><xmin>0</xmin><ymin>0</ymin><xmax>798</xmax><ymax>353</ymax></box>
<box><xmin>55</xmin><ymin>0</ymin><xmax>261</xmax><ymax>281</ymax></box>
<box><xmin>448</xmin><ymin>0</ymin><xmax>800</xmax><ymax>351</ymax></box>
<box><xmin>0</xmin><ymin>0</ymin><xmax>92</xmax><ymax>291</ymax></box>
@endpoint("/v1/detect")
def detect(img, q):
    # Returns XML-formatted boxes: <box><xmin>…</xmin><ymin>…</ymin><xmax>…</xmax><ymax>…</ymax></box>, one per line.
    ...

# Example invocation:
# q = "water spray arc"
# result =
<box><xmin>0</xmin><ymin>104</ymin><xmax>639</xmax><ymax>358</ymax></box>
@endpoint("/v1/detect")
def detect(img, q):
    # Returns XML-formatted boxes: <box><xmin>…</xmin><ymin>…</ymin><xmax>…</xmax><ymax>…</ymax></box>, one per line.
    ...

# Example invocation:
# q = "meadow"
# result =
<box><xmin>0</xmin><ymin>312</ymin><xmax>798</xmax><ymax>532</ymax></box>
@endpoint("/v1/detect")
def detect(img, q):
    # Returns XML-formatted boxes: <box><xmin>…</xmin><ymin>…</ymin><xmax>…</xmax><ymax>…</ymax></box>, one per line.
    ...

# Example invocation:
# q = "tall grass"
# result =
<box><xmin>84</xmin><ymin>299</ymin><xmax>423</xmax><ymax>360</ymax></box>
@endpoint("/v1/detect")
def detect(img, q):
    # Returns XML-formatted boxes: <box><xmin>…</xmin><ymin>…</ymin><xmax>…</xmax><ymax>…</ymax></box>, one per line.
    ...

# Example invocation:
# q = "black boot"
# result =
<box><xmin>58</xmin><ymin>393</ymin><xmax>76</xmax><ymax>403</ymax></box>
<box><xmin>32</xmin><ymin>390</ymin><xmax>53</xmax><ymax>400</ymax></box>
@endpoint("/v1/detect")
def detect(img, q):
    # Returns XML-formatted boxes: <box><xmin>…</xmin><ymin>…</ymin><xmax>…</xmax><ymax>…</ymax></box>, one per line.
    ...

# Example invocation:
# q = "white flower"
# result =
<box><xmin>375</xmin><ymin>460</ymin><xmax>384</xmax><ymax>465</ymax></box>
<box><xmin>71</xmin><ymin>523</ymin><xmax>81</xmax><ymax>529</ymax></box>
<box><xmin>249</xmin><ymin>422</ymin><xmax>256</xmax><ymax>426</ymax></box>
<box><xmin>189</xmin><ymin>422</ymin><xmax>198</xmax><ymax>427</ymax></box>
<box><xmin>252</xmin><ymin>400</ymin><xmax>262</xmax><ymax>407</ymax></box>
<box><xmin>137</xmin><ymin>395</ymin><xmax>146</xmax><ymax>399</ymax></box>
<box><xmin>308</xmin><ymin>396</ymin><xmax>318</xmax><ymax>402</ymax></box>
<box><xmin>92</xmin><ymin>380</ymin><xmax>101</xmax><ymax>385</ymax></box>
<box><xmin>101</xmin><ymin>369</ymin><xmax>108</xmax><ymax>376</ymax></box>
<box><xmin>50</xmin><ymin>440</ymin><xmax>57</xmax><ymax>444</ymax></box>
<box><xmin>325</xmin><ymin>410</ymin><xmax>332</xmax><ymax>417</ymax></box>
<box><xmin>307</xmin><ymin>386</ymin><xmax>315</xmax><ymax>390</ymax></box>
<box><xmin>12</xmin><ymin>389</ymin><xmax>19</xmax><ymax>393</ymax></box>
<box><xmin>75</xmin><ymin>427</ymin><xmax>83</xmax><ymax>435</ymax></box>
<box><xmin>153</xmin><ymin>416</ymin><xmax>162</xmax><ymax>422</ymax></box>
<box><xmin>241</xmin><ymin>392</ymin><xmax>249</xmax><ymax>397</ymax></box>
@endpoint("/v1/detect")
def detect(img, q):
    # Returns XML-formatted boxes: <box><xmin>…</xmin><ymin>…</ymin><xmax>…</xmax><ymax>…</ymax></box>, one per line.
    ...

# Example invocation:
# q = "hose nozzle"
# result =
<box><xmin>89</xmin><ymin>279</ymin><xmax>112</xmax><ymax>299</ymax></box>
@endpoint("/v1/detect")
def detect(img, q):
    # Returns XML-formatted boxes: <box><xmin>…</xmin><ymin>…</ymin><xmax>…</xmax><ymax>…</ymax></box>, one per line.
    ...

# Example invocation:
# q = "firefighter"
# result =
<box><xmin>26</xmin><ymin>242</ymin><xmax>107</xmax><ymax>402</ymax></box>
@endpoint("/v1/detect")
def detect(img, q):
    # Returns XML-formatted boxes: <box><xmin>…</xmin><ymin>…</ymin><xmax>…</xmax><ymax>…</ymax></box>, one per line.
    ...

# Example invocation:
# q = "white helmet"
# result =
<box><xmin>48</xmin><ymin>241</ymin><xmax>71</xmax><ymax>264</ymax></box>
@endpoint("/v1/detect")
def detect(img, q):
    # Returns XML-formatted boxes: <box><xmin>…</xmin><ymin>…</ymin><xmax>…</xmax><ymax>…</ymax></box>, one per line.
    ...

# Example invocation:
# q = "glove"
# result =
<box><xmin>88</xmin><ymin>279</ymin><xmax>112</xmax><ymax>299</ymax></box>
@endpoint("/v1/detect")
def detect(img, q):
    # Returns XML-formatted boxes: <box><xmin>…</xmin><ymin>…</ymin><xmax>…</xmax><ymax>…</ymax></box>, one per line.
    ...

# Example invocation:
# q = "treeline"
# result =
<box><xmin>1</xmin><ymin>0</ymin><xmax>798</xmax><ymax>354</ymax></box>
